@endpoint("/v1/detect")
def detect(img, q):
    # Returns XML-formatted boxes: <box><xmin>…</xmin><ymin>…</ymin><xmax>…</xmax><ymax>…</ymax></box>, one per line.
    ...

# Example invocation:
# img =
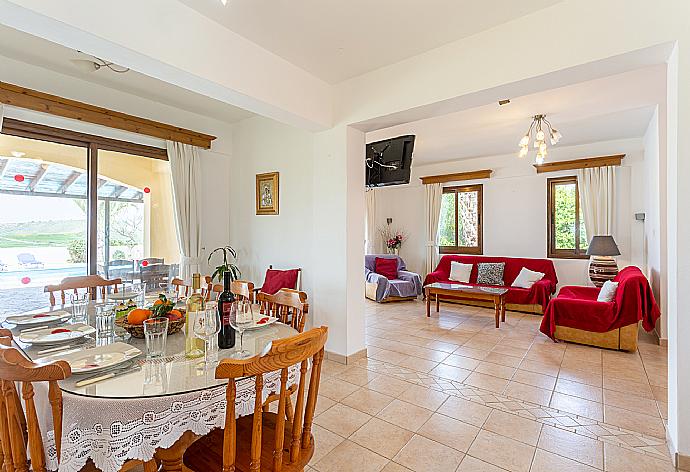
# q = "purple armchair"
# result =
<box><xmin>365</xmin><ymin>254</ymin><xmax>422</xmax><ymax>302</ymax></box>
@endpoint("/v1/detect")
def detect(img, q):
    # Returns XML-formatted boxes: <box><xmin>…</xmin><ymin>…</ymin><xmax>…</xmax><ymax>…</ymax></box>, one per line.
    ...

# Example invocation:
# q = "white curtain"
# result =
<box><xmin>577</xmin><ymin>165</ymin><xmax>616</xmax><ymax>238</ymax></box>
<box><xmin>167</xmin><ymin>141</ymin><xmax>202</xmax><ymax>281</ymax></box>
<box><xmin>365</xmin><ymin>189</ymin><xmax>377</xmax><ymax>254</ymax></box>
<box><xmin>424</xmin><ymin>183</ymin><xmax>443</xmax><ymax>276</ymax></box>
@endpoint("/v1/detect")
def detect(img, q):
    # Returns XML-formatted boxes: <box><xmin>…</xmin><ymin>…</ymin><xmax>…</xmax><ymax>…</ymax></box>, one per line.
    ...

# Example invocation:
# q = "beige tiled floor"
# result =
<box><xmin>307</xmin><ymin>299</ymin><xmax>672</xmax><ymax>472</ymax></box>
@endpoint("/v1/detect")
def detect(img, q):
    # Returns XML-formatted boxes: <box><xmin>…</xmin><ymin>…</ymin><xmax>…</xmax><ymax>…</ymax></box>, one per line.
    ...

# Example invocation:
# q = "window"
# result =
<box><xmin>547</xmin><ymin>176</ymin><xmax>588</xmax><ymax>258</ymax></box>
<box><xmin>0</xmin><ymin>119</ymin><xmax>179</xmax><ymax>315</ymax></box>
<box><xmin>438</xmin><ymin>184</ymin><xmax>483</xmax><ymax>254</ymax></box>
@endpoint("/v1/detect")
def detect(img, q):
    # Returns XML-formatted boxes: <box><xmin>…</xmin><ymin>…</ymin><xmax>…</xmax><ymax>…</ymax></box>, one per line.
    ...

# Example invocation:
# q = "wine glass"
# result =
<box><xmin>229</xmin><ymin>299</ymin><xmax>254</xmax><ymax>359</ymax></box>
<box><xmin>193</xmin><ymin>301</ymin><xmax>220</xmax><ymax>369</ymax></box>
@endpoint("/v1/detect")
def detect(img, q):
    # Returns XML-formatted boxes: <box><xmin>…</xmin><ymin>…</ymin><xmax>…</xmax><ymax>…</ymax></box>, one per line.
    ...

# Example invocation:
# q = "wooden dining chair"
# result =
<box><xmin>231</xmin><ymin>280</ymin><xmax>255</xmax><ymax>302</ymax></box>
<box><xmin>203</xmin><ymin>276</ymin><xmax>223</xmax><ymax>302</ymax></box>
<box><xmin>182</xmin><ymin>326</ymin><xmax>328</xmax><ymax>472</ymax></box>
<box><xmin>44</xmin><ymin>275</ymin><xmax>122</xmax><ymax>306</ymax></box>
<box><xmin>257</xmin><ymin>289</ymin><xmax>309</xmax><ymax>333</ymax></box>
<box><xmin>171</xmin><ymin>277</ymin><xmax>214</xmax><ymax>300</ymax></box>
<box><xmin>0</xmin><ymin>329</ymin><xmax>157</xmax><ymax>472</ymax></box>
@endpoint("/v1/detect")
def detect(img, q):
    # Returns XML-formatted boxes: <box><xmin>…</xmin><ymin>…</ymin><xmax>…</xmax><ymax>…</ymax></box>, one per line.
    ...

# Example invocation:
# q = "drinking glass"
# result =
<box><xmin>229</xmin><ymin>299</ymin><xmax>254</xmax><ymax>359</ymax></box>
<box><xmin>143</xmin><ymin>317</ymin><xmax>169</xmax><ymax>359</ymax></box>
<box><xmin>70</xmin><ymin>293</ymin><xmax>89</xmax><ymax>324</ymax></box>
<box><xmin>193</xmin><ymin>302</ymin><xmax>220</xmax><ymax>369</ymax></box>
<box><xmin>95</xmin><ymin>304</ymin><xmax>115</xmax><ymax>344</ymax></box>
<box><xmin>158</xmin><ymin>282</ymin><xmax>179</xmax><ymax>305</ymax></box>
<box><xmin>124</xmin><ymin>282</ymin><xmax>146</xmax><ymax>306</ymax></box>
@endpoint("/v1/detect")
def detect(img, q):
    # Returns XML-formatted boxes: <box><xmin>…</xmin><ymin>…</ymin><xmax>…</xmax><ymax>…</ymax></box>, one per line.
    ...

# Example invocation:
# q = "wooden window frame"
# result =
<box><xmin>439</xmin><ymin>184</ymin><xmax>483</xmax><ymax>255</ymax></box>
<box><xmin>547</xmin><ymin>176</ymin><xmax>588</xmax><ymax>259</ymax></box>
<box><xmin>1</xmin><ymin>118</ymin><xmax>169</xmax><ymax>275</ymax></box>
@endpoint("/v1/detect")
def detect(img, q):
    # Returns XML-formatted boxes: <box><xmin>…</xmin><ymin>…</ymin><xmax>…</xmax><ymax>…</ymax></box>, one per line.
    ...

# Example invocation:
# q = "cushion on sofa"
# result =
<box><xmin>511</xmin><ymin>267</ymin><xmax>545</xmax><ymax>289</ymax></box>
<box><xmin>597</xmin><ymin>281</ymin><xmax>619</xmax><ymax>302</ymax></box>
<box><xmin>449</xmin><ymin>261</ymin><xmax>473</xmax><ymax>283</ymax></box>
<box><xmin>375</xmin><ymin>257</ymin><xmax>398</xmax><ymax>280</ymax></box>
<box><xmin>476</xmin><ymin>262</ymin><xmax>505</xmax><ymax>285</ymax></box>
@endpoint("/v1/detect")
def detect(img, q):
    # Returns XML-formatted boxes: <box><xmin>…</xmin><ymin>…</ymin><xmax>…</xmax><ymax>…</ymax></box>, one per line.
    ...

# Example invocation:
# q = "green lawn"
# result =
<box><xmin>0</xmin><ymin>220</ymin><xmax>84</xmax><ymax>248</ymax></box>
<box><xmin>0</xmin><ymin>233</ymin><xmax>80</xmax><ymax>248</ymax></box>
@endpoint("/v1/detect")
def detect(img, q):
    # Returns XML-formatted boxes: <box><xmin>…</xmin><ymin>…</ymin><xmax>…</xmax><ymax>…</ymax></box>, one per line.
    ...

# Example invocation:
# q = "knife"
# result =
<box><xmin>75</xmin><ymin>365</ymin><xmax>142</xmax><ymax>388</ymax></box>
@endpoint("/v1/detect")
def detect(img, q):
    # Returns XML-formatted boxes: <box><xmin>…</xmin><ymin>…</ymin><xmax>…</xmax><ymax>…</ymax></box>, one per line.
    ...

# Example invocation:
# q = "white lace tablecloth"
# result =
<box><xmin>37</xmin><ymin>365</ymin><xmax>300</xmax><ymax>472</ymax></box>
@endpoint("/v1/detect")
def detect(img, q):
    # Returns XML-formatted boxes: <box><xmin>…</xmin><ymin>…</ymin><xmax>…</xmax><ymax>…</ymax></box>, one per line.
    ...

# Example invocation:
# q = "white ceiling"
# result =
<box><xmin>0</xmin><ymin>25</ymin><xmax>254</xmax><ymax>124</ymax></box>
<box><xmin>366</xmin><ymin>65</ymin><xmax>665</xmax><ymax>165</ymax></box>
<box><xmin>178</xmin><ymin>0</ymin><xmax>563</xmax><ymax>84</ymax></box>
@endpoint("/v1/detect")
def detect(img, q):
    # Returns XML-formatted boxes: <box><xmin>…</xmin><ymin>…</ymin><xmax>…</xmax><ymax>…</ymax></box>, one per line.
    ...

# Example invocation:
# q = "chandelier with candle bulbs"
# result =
<box><xmin>518</xmin><ymin>114</ymin><xmax>562</xmax><ymax>165</ymax></box>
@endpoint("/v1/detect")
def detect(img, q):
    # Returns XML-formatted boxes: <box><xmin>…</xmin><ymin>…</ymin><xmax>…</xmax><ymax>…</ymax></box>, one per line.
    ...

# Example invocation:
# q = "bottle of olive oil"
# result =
<box><xmin>185</xmin><ymin>273</ymin><xmax>206</xmax><ymax>359</ymax></box>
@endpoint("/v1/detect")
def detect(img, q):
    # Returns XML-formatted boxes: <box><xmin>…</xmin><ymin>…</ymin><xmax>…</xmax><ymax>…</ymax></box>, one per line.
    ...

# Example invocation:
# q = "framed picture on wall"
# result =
<box><xmin>256</xmin><ymin>172</ymin><xmax>280</xmax><ymax>215</ymax></box>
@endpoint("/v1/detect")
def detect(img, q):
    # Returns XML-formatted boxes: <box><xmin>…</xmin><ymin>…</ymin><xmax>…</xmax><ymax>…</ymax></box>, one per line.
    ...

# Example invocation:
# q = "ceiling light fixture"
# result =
<box><xmin>10</xmin><ymin>151</ymin><xmax>26</xmax><ymax>158</ymax></box>
<box><xmin>71</xmin><ymin>52</ymin><xmax>130</xmax><ymax>74</ymax></box>
<box><xmin>517</xmin><ymin>114</ymin><xmax>562</xmax><ymax>165</ymax></box>
<box><xmin>220</xmin><ymin>0</ymin><xmax>227</xmax><ymax>4</ymax></box>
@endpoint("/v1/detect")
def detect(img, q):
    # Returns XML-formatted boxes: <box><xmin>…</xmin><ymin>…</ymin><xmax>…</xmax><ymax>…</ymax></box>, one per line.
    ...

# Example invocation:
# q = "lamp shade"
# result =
<box><xmin>586</xmin><ymin>236</ymin><xmax>621</xmax><ymax>256</ymax></box>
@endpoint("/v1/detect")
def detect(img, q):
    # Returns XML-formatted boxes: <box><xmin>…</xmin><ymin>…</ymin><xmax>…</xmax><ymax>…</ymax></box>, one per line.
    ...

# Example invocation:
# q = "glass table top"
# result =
<box><xmin>2</xmin><ymin>302</ymin><xmax>298</xmax><ymax>399</ymax></box>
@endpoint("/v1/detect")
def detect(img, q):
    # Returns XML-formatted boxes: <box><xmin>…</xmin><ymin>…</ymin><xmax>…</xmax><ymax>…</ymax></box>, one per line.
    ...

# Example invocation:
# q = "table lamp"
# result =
<box><xmin>586</xmin><ymin>235</ymin><xmax>620</xmax><ymax>287</ymax></box>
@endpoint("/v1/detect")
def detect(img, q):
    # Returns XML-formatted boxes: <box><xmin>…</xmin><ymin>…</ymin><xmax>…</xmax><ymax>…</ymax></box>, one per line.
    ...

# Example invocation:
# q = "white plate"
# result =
<box><xmin>245</xmin><ymin>315</ymin><xmax>279</xmax><ymax>330</ymax></box>
<box><xmin>19</xmin><ymin>323</ymin><xmax>95</xmax><ymax>345</ymax></box>
<box><xmin>36</xmin><ymin>342</ymin><xmax>142</xmax><ymax>374</ymax></box>
<box><xmin>5</xmin><ymin>310</ymin><xmax>72</xmax><ymax>327</ymax></box>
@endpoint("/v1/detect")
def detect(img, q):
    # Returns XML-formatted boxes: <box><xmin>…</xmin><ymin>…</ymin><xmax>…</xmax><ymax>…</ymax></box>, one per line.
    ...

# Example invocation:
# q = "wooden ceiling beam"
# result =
<box><xmin>0</xmin><ymin>82</ymin><xmax>216</xmax><ymax>149</ymax></box>
<box><xmin>533</xmin><ymin>154</ymin><xmax>625</xmax><ymax>174</ymax></box>
<box><xmin>420</xmin><ymin>169</ymin><xmax>493</xmax><ymax>185</ymax></box>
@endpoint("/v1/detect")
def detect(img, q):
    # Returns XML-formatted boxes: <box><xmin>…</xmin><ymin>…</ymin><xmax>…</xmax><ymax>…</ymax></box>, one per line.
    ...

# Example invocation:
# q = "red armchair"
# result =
<box><xmin>540</xmin><ymin>266</ymin><xmax>660</xmax><ymax>351</ymax></box>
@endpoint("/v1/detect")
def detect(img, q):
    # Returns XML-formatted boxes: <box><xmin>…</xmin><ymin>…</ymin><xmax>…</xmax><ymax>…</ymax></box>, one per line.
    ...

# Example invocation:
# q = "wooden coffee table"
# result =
<box><xmin>424</xmin><ymin>282</ymin><xmax>509</xmax><ymax>328</ymax></box>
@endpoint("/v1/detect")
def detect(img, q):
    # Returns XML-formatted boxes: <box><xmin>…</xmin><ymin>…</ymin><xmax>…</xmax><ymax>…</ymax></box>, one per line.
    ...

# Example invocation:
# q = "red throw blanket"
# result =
<box><xmin>424</xmin><ymin>255</ymin><xmax>558</xmax><ymax>313</ymax></box>
<box><xmin>540</xmin><ymin>266</ymin><xmax>660</xmax><ymax>339</ymax></box>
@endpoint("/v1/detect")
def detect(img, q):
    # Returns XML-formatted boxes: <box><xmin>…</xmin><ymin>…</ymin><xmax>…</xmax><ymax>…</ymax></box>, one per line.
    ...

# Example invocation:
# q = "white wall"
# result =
<box><xmin>230</xmin><ymin>119</ymin><xmax>366</xmax><ymax>357</ymax></box>
<box><xmin>229</xmin><ymin>116</ymin><xmax>314</xmax><ymax>295</ymax></box>
<box><xmin>372</xmin><ymin>138</ymin><xmax>647</xmax><ymax>289</ymax></box>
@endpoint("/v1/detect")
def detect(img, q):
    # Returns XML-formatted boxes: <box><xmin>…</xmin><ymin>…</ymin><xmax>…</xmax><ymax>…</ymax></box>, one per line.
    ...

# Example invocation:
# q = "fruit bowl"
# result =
<box><xmin>115</xmin><ymin>315</ymin><xmax>185</xmax><ymax>339</ymax></box>
<box><xmin>114</xmin><ymin>294</ymin><xmax>186</xmax><ymax>339</ymax></box>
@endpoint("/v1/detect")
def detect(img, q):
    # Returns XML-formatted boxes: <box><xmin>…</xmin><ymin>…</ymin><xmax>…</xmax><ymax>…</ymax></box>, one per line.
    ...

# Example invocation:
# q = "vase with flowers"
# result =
<box><xmin>378</xmin><ymin>226</ymin><xmax>407</xmax><ymax>255</ymax></box>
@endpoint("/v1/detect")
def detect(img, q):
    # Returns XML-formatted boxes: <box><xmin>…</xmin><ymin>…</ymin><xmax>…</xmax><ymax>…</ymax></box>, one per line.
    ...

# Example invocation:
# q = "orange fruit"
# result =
<box><xmin>153</xmin><ymin>299</ymin><xmax>164</xmax><ymax>306</ymax></box>
<box><xmin>166</xmin><ymin>309</ymin><xmax>183</xmax><ymax>321</ymax></box>
<box><xmin>127</xmin><ymin>308</ymin><xmax>152</xmax><ymax>325</ymax></box>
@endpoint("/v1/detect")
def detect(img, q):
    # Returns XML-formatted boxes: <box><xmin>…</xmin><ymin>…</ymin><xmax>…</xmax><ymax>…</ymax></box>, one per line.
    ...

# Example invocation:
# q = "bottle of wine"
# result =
<box><xmin>217</xmin><ymin>271</ymin><xmax>236</xmax><ymax>349</ymax></box>
<box><xmin>184</xmin><ymin>273</ymin><xmax>206</xmax><ymax>359</ymax></box>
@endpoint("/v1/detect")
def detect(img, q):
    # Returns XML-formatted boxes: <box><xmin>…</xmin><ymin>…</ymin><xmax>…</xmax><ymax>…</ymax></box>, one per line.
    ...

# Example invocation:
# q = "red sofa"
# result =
<box><xmin>424</xmin><ymin>255</ymin><xmax>558</xmax><ymax>314</ymax></box>
<box><xmin>540</xmin><ymin>266</ymin><xmax>660</xmax><ymax>350</ymax></box>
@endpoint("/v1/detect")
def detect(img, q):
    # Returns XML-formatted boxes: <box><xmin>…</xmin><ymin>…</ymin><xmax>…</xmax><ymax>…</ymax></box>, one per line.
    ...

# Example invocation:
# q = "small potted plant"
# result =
<box><xmin>207</xmin><ymin>245</ymin><xmax>241</xmax><ymax>282</ymax></box>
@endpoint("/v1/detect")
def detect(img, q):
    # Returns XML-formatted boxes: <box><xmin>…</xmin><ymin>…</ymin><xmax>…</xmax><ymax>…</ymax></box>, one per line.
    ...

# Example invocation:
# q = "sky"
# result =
<box><xmin>0</xmin><ymin>195</ymin><xmax>84</xmax><ymax>223</ymax></box>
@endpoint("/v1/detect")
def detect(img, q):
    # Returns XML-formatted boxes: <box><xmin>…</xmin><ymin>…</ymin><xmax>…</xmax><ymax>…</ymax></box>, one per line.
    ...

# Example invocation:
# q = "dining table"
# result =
<box><xmin>2</xmin><ymin>300</ymin><xmax>300</xmax><ymax>472</ymax></box>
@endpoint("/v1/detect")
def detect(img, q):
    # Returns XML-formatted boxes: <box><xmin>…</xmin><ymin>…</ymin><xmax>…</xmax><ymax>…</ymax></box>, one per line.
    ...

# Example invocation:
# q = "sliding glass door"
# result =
<box><xmin>0</xmin><ymin>119</ymin><xmax>179</xmax><ymax>314</ymax></box>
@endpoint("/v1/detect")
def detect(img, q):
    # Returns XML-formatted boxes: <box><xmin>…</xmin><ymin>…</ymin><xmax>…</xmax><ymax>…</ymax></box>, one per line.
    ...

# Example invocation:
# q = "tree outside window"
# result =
<box><xmin>548</xmin><ymin>176</ymin><xmax>588</xmax><ymax>258</ymax></box>
<box><xmin>438</xmin><ymin>184</ymin><xmax>483</xmax><ymax>254</ymax></box>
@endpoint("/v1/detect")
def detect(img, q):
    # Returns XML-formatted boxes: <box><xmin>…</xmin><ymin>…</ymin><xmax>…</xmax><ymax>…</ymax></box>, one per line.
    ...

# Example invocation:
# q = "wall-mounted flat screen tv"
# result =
<box><xmin>365</xmin><ymin>135</ymin><xmax>415</xmax><ymax>187</ymax></box>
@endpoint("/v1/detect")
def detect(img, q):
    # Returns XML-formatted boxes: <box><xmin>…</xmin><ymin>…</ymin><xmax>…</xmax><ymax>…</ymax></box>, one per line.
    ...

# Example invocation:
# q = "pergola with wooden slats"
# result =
<box><xmin>0</xmin><ymin>157</ymin><xmax>143</xmax><ymax>203</ymax></box>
